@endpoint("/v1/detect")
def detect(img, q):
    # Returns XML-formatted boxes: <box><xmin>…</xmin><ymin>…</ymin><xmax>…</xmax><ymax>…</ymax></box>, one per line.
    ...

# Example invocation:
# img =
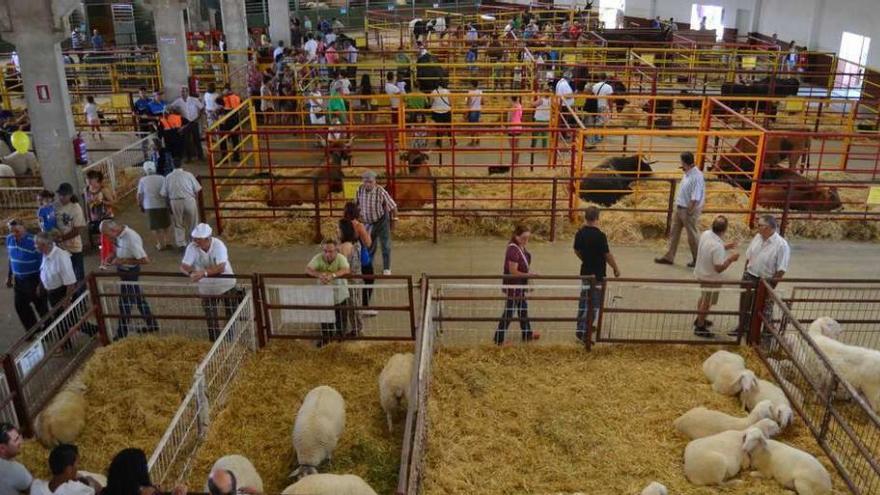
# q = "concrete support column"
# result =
<box><xmin>806</xmin><ymin>0</ymin><xmax>825</xmax><ymax>50</ymax></box>
<box><xmin>150</xmin><ymin>0</ymin><xmax>190</xmax><ymax>101</ymax></box>
<box><xmin>750</xmin><ymin>0</ymin><xmax>763</xmax><ymax>33</ymax></box>
<box><xmin>187</xmin><ymin>0</ymin><xmax>210</xmax><ymax>32</ymax></box>
<box><xmin>220</xmin><ymin>0</ymin><xmax>250</xmax><ymax>94</ymax></box>
<box><xmin>268</xmin><ymin>0</ymin><xmax>292</xmax><ymax>47</ymax></box>
<box><xmin>2</xmin><ymin>0</ymin><xmax>80</xmax><ymax>194</ymax></box>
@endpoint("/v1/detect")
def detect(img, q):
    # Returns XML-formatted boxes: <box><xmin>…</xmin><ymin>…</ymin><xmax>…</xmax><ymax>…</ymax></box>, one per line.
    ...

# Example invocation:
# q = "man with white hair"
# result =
<box><xmin>180</xmin><ymin>223</ymin><xmax>239</xmax><ymax>341</ymax></box>
<box><xmin>733</xmin><ymin>214</ymin><xmax>790</xmax><ymax>336</ymax></box>
<box><xmin>101</xmin><ymin>219</ymin><xmax>158</xmax><ymax>337</ymax></box>
<box><xmin>161</xmin><ymin>160</ymin><xmax>202</xmax><ymax>249</ymax></box>
<box><xmin>34</xmin><ymin>231</ymin><xmax>76</xmax><ymax>308</ymax></box>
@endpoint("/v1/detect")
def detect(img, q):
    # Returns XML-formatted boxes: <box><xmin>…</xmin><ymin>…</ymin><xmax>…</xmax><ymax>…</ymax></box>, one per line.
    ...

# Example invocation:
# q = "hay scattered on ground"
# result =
<box><xmin>423</xmin><ymin>344</ymin><xmax>847</xmax><ymax>495</ymax></box>
<box><xmin>185</xmin><ymin>341</ymin><xmax>412</xmax><ymax>495</ymax></box>
<box><xmin>18</xmin><ymin>336</ymin><xmax>212</xmax><ymax>478</ymax></box>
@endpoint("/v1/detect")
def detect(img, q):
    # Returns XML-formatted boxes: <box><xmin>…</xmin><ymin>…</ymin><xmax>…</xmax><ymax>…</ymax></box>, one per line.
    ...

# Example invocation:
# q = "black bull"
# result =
<box><xmin>579</xmin><ymin>156</ymin><xmax>655</xmax><ymax>206</ymax></box>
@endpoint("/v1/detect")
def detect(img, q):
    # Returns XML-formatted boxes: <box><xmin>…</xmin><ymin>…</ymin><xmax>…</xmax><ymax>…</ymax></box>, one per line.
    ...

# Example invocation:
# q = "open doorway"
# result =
<box><xmin>838</xmin><ymin>31</ymin><xmax>871</xmax><ymax>92</ymax></box>
<box><xmin>690</xmin><ymin>4</ymin><xmax>724</xmax><ymax>41</ymax></box>
<box><xmin>599</xmin><ymin>0</ymin><xmax>625</xmax><ymax>29</ymax></box>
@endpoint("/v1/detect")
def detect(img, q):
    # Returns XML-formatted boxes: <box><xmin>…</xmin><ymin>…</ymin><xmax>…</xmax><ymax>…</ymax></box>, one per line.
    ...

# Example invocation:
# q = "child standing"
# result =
<box><xmin>465</xmin><ymin>80</ymin><xmax>482</xmax><ymax>146</ymax></box>
<box><xmin>84</xmin><ymin>95</ymin><xmax>103</xmax><ymax>140</ymax></box>
<box><xmin>36</xmin><ymin>189</ymin><xmax>57</xmax><ymax>233</ymax></box>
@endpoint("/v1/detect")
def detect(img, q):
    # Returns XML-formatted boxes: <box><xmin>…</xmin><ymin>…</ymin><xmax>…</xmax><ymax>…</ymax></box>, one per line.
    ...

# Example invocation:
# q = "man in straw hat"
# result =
<box><xmin>180</xmin><ymin>223</ymin><xmax>239</xmax><ymax>341</ymax></box>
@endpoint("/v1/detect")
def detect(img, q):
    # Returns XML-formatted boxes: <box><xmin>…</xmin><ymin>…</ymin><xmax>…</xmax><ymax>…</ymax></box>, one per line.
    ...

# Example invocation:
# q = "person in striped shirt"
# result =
<box><xmin>655</xmin><ymin>151</ymin><xmax>705</xmax><ymax>267</ymax></box>
<box><xmin>5</xmin><ymin>220</ymin><xmax>48</xmax><ymax>331</ymax></box>
<box><xmin>356</xmin><ymin>171</ymin><xmax>397</xmax><ymax>310</ymax></box>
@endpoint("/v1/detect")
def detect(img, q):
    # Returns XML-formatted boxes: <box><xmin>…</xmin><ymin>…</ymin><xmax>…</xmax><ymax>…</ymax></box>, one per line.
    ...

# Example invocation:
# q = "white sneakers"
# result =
<box><xmin>382</xmin><ymin>269</ymin><xmax>391</xmax><ymax>275</ymax></box>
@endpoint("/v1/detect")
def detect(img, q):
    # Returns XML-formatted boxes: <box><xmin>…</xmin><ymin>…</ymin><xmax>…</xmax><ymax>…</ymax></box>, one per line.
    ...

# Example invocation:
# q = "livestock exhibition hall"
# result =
<box><xmin>2</xmin><ymin>0</ymin><xmax>880</xmax><ymax>493</ymax></box>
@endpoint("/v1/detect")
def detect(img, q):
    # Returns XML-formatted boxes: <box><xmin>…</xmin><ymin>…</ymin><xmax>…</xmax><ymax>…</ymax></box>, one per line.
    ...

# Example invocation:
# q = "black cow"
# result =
<box><xmin>579</xmin><ymin>155</ymin><xmax>655</xmax><ymax>206</ymax></box>
<box><xmin>718</xmin><ymin>77</ymin><xmax>801</xmax><ymax>114</ymax></box>
<box><xmin>415</xmin><ymin>53</ymin><xmax>447</xmax><ymax>93</ymax></box>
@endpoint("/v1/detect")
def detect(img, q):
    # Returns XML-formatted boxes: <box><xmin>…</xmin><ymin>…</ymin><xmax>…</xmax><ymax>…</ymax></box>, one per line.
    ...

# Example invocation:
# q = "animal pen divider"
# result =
<box><xmin>752</xmin><ymin>279</ymin><xmax>880</xmax><ymax>494</ymax></box>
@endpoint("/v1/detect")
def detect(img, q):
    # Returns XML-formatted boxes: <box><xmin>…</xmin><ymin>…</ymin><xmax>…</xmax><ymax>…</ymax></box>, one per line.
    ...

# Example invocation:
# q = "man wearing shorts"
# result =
<box><xmin>693</xmin><ymin>215</ymin><xmax>739</xmax><ymax>338</ymax></box>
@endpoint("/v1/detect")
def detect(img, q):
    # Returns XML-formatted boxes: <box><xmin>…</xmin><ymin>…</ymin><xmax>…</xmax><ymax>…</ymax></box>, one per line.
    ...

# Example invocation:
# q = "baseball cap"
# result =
<box><xmin>56</xmin><ymin>183</ymin><xmax>74</xmax><ymax>195</ymax></box>
<box><xmin>191</xmin><ymin>223</ymin><xmax>213</xmax><ymax>239</ymax></box>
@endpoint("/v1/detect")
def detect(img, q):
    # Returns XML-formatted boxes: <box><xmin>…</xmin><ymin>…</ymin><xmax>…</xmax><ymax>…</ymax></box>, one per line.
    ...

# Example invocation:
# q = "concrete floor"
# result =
<box><xmin>3</xmin><ymin>176</ymin><xmax>880</xmax><ymax>351</ymax></box>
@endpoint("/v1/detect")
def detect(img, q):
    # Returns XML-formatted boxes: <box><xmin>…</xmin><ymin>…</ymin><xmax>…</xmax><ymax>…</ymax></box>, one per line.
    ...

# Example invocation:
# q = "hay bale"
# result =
<box><xmin>185</xmin><ymin>341</ymin><xmax>412</xmax><ymax>495</ymax></box>
<box><xmin>423</xmin><ymin>345</ymin><xmax>847</xmax><ymax>495</ymax></box>
<box><xmin>18</xmin><ymin>336</ymin><xmax>212</xmax><ymax>478</ymax></box>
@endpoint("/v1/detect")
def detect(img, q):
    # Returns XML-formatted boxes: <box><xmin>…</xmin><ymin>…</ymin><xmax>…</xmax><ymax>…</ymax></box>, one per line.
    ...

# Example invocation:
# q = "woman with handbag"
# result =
<box><xmin>339</xmin><ymin>202</ymin><xmax>374</xmax><ymax>329</ymax></box>
<box><xmin>494</xmin><ymin>225</ymin><xmax>540</xmax><ymax>345</ymax></box>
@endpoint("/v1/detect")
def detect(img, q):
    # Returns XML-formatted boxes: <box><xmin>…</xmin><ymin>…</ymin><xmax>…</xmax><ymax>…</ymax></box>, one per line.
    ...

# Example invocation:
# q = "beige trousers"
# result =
<box><xmin>661</xmin><ymin>206</ymin><xmax>701</xmax><ymax>262</ymax></box>
<box><xmin>170</xmin><ymin>197</ymin><xmax>199</xmax><ymax>247</ymax></box>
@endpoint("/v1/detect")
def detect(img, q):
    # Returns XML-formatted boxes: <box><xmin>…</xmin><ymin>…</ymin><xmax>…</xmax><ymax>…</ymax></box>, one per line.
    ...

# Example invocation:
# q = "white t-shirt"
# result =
<box><xmin>138</xmin><ymin>175</ymin><xmax>167</xmax><ymax>210</ymax></box>
<box><xmin>555</xmin><ymin>78</ymin><xmax>574</xmax><ymax>107</ymax></box>
<box><xmin>84</xmin><ymin>103</ymin><xmax>99</xmax><ymax>121</ymax></box>
<box><xmin>30</xmin><ymin>479</ymin><xmax>94</xmax><ymax>495</ymax></box>
<box><xmin>385</xmin><ymin>82</ymin><xmax>402</xmax><ymax>108</ymax></box>
<box><xmin>273</xmin><ymin>46</ymin><xmax>284</xmax><ymax>60</ymax></box>
<box><xmin>303</xmin><ymin>39</ymin><xmax>318</xmax><ymax>61</ymax></box>
<box><xmin>466</xmin><ymin>89</ymin><xmax>482</xmax><ymax>111</ymax></box>
<box><xmin>0</xmin><ymin>458</ymin><xmax>32</xmax><ymax>495</ymax></box>
<box><xmin>182</xmin><ymin>237</ymin><xmax>236</xmax><ymax>295</ymax></box>
<box><xmin>115</xmin><ymin>226</ymin><xmax>148</xmax><ymax>267</ymax></box>
<box><xmin>431</xmin><ymin>88</ymin><xmax>451</xmax><ymax>113</ymax></box>
<box><xmin>694</xmin><ymin>230</ymin><xmax>727</xmax><ymax>282</ymax></box>
<box><xmin>534</xmin><ymin>96</ymin><xmax>551</xmax><ymax>122</ymax></box>
<box><xmin>204</xmin><ymin>91</ymin><xmax>220</xmax><ymax>112</ymax></box>
<box><xmin>55</xmin><ymin>201</ymin><xmax>86</xmax><ymax>254</ymax></box>
<box><xmin>592</xmin><ymin>81</ymin><xmax>614</xmax><ymax>111</ymax></box>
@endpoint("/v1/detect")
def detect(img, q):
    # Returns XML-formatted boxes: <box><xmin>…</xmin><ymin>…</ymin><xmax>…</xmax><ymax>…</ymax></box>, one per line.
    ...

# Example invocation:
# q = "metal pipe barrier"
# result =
<box><xmin>753</xmin><ymin>280</ymin><xmax>880</xmax><ymax>494</ymax></box>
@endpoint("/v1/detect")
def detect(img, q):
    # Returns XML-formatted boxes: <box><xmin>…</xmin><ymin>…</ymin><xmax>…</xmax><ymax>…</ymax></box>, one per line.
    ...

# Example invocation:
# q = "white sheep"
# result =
<box><xmin>808</xmin><ymin>317</ymin><xmax>844</xmax><ymax>340</ymax></box>
<box><xmin>740</xmin><ymin>378</ymin><xmax>796</xmax><ymax>429</ymax></box>
<box><xmin>290</xmin><ymin>385</ymin><xmax>346</xmax><ymax>479</ymax></box>
<box><xmin>749</xmin><ymin>436</ymin><xmax>832</xmax><ymax>495</ymax></box>
<box><xmin>378</xmin><ymin>353</ymin><xmax>414</xmax><ymax>432</ymax></box>
<box><xmin>206</xmin><ymin>455</ymin><xmax>264</xmax><ymax>494</ymax></box>
<box><xmin>639</xmin><ymin>481</ymin><xmax>668</xmax><ymax>495</ymax></box>
<box><xmin>683</xmin><ymin>426</ymin><xmax>765</xmax><ymax>486</ymax></box>
<box><xmin>702</xmin><ymin>351</ymin><xmax>757</xmax><ymax>396</ymax></box>
<box><xmin>35</xmin><ymin>376</ymin><xmax>87</xmax><ymax>448</ymax></box>
<box><xmin>674</xmin><ymin>400</ymin><xmax>779</xmax><ymax>439</ymax></box>
<box><xmin>810</xmin><ymin>332</ymin><xmax>880</xmax><ymax>413</ymax></box>
<box><xmin>281</xmin><ymin>474</ymin><xmax>377</xmax><ymax>495</ymax></box>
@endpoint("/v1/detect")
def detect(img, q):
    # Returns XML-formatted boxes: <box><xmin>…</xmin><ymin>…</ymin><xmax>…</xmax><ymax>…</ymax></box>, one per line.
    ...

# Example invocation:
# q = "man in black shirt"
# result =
<box><xmin>573</xmin><ymin>206</ymin><xmax>620</xmax><ymax>343</ymax></box>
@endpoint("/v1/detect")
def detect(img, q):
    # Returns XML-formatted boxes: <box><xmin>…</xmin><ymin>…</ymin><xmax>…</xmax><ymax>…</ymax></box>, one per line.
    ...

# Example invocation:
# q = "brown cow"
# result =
<box><xmin>395</xmin><ymin>151</ymin><xmax>434</xmax><ymax>209</ymax></box>
<box><xmin>756</xmin><ymin>168</ymin><xmax>841</xmax><ymax>211</ymax></box>
<box><xmin>266</xmin><ymin>165</ymin><xmax>344</xmax><ymax>207</ymax></box>
<box><xmin>713</xmin><ymin>134</ymin><xmax>812</xmax><ymax>189</ymax></box>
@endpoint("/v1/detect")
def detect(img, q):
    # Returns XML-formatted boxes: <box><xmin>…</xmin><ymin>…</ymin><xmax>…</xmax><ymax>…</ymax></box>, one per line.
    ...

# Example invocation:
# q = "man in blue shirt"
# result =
<box><xmin>5</xmin><ymin>220</ymin><xmax>48</xmax><ymax>331</ymax></box>
<box><xmin>90</xmin><ymin>29</ymin><xmax>105</xmax><ymax>50</ymax></box>
<box><xmin>37</xmin><ymin>189</ymin><xmax>57</xmax><ymax>233</ymax></box>
<box><xmin>147</xmin><ymin>91</ymin><xmax>167</xmax><ymax>118</ymax></box>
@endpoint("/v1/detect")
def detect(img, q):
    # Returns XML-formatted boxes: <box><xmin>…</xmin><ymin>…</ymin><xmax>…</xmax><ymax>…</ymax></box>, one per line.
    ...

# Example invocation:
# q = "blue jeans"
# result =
<box><xmin>366</xmin><ymin>214</ymin><xmax>392</xmax><ymax>271</ymax></box>
<box><xmin>494</xmin><ymin>295</ymin><xmax>532</xmax><ymax>344</ymax></box>
<box><xmin>116</xmin><ymin>266</ymin><xmax>158</xmax><ymax>338</ymax></box>
<box><xmin>576</xmin><ymin>284</ymin><xmax>602</xmax><ymax>339</ymax></box>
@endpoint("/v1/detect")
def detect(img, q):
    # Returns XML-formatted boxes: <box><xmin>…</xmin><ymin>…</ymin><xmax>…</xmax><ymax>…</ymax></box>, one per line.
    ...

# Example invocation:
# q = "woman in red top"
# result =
<box><xmin>494</xmin><ymin>225</ymin><xmax>540</xmax><ymax>345</ymax></box>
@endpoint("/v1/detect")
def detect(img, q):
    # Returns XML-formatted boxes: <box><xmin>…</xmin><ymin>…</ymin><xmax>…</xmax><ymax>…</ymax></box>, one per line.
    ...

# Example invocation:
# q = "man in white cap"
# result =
<box><xmin>161</xmin><ymin>160</ymin><xmax>202</xmax><ymax>249</ymax></box>
<box><xmin>180</xmin><ymin>223</ymin><xmax>239</xmax><ymax>340</ymax></box>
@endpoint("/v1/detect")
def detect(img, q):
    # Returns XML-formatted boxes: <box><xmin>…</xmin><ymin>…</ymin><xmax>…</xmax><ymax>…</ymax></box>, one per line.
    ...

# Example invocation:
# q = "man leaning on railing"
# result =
<box><xmin>734</xmin><ymin>214</ymin><xmax>790</xmax><ymax>338</ymax></box>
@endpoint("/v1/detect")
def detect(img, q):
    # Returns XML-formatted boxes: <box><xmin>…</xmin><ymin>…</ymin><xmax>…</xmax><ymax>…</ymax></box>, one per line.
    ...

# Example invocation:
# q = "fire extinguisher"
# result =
<box><xmin>188</xmin><ymin>76</ymin><xmax>200</xmax><ymax>97</ymax></box>
<box><xmin>73</xmin><ymin>132</ymin><xmax>88</xmax><ymax>165</ymax></box>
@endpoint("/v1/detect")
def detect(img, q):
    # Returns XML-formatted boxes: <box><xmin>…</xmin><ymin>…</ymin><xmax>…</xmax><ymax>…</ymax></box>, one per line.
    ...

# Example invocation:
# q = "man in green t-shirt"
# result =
<box><xmin>306</xmin><ymin>238</ymin><xmax>351</xmax><ymax>347</ymax></box>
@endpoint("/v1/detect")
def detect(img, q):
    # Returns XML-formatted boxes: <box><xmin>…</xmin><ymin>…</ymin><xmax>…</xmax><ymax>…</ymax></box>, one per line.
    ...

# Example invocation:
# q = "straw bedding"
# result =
<box><xmin>18</xmin><ymin>336</ymin><xmax>212</xmax><ymax>478</ymax></box>
<box><xmin>185</xmin><ymin>341</ymin><xmax>412</xmax><ymax>495</ymax></box>
<box><xmin>423</xmin><ymin>344</ymin><xmax>848</xmax><ymax>495</ymax></box>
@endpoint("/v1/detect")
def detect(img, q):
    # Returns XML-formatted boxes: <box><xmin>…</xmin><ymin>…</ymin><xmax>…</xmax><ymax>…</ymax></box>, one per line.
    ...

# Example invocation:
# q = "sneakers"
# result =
<box><xmin>382</xmin><ymin>269</ymin><xmax>391</xmax><ymax>275</ymax></box>
<box><xmin>694</xmin><ymin>326</ymin><xmax>715</xmax><ymax>339</ymax></box>
<box><xmin>361</xmin><ymin>309</ymin><xmax>378</xmax><ymax>317</ymax></box>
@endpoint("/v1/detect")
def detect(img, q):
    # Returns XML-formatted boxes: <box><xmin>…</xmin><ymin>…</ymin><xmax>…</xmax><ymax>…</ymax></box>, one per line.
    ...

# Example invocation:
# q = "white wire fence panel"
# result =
<box><xmin>758</xmin><ymin>292</ymin><xmax>880</xmax><ymax>495</ymax></box>
<box><xmin>97</xmin><ymin>279</ymin><xmax>251</xmax><ymax>340</ymax></box>
<box><xmin>86</xmin><ymin>132</ymin><xmax>154</xmax><ymax>163</ymax></box>
<box><xmin>408</xmin><ymin>288</ymin><xmax>437</xmax><ymax>494</ymax></box>
<box><xmin>0</xmin><ymin>373</ymin><xmax>18</xmax><ymax>427</ymax></box>
<box><xmin>13</xmin><ymin>292</ymin><xmax>100</xmax><ymax>416</ymax></box>
<box><xmin>147</xmin><ymin>382</ymin><xmax>205</xmax><ymax>486</ymax></box>
<box><xmin>265</xmin><ymin>282</ymin><xmax>414</xmax><ymax>338</ymax></box>
<box><xmin>601</xmin><ymin>282</ymin><xmax>744</xmax><ymax>342</ymax></box>
<box><xmin>787</xmin><ymin>286</ymin><xmax>880</xmax><ymax>350</ymax></box>
<box><xmin>147</xmin><ymin>294</ymin><xmax>257</xmax><ymax>486</ymax></box>
<box><xmin>433</xmin><ymin>283</ymin><xmax>584</xmax><ymax>346</ymax></box>
<box><xmin>81</xmin><ymin>132</ymin><xmax>156</xmax><ymax>199</ymax></box>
